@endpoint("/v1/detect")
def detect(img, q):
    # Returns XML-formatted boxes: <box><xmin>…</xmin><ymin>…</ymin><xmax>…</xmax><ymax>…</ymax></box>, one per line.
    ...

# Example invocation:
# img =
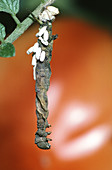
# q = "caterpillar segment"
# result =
<box><xmin>35</xmin><ymin>21</ymin><xmax>58</xmax><ymax>149</ymax></box>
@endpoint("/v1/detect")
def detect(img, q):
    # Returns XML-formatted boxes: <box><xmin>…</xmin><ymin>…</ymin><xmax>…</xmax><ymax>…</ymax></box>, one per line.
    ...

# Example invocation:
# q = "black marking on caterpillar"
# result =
<box><xmin>35</xmin><ymin>21</ymin><xmax>58</xmax><ymax>149</ymax></box>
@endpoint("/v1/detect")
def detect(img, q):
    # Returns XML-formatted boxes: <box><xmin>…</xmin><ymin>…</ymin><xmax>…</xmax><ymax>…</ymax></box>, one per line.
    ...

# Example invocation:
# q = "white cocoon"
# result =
<box><xmin>36</xmin><ymin>47</ymin><xmax>41</xmax><ymax>60</ymax></box>
<box><xmin>39</xmin><ymin>10</ymin><xmax>49</xmax><ymax>22</ymax></box>
<box><xmin>38</xmin><ymin>26</ymin><xmax>47</xmax><ymax>37</ymax></box>
<box><xmin>27</xmin><ymin>46</ymin><xmax>34</xmax><ymax>54</ymax></box>
<box><xmin>40</xmin><ymin>51</ymin><xmax>45</xmax><ymax>62</ymax></box>
<box><xmin>33</xmin><ymin>66</ymin><xmax>36</xmax><ymax>80</ymax></box>
<box><xmin>46</xmin><ymin>6</ymin><xmax>59</xmax><ymax>15</ymax></box>
<box><xmin>43</xmin><ymin>30</ymin><xmax>49</xmax><ymax>41</ymax></box>
<box><xmin>32</xmin><ymin>54</ymin><xmax>36</xmax><ymax>66</ymax></box>
<box><xmin>33</xmin><ymin>42</ymin><xmax>39</xmax><ymax>52</ymax></box>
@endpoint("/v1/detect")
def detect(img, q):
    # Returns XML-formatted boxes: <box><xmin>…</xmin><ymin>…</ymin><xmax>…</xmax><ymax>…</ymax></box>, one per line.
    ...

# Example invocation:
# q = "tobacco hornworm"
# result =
<box><xmin>27</xmin><ymin>6</ymin><xmax>59</xmax><ymax>149</ymax></box>
<box><xmin>35</xmin><ymin>21</ymin><xmax>58</xmax><ymax>149</ymax></box>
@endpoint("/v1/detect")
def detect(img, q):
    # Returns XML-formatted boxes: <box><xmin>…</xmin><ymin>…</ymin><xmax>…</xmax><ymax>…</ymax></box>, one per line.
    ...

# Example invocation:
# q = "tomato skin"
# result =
<box><xmin>0</xmin><ymin>18</ymin><xmax>112</xmax><ymax>170</ymax></box>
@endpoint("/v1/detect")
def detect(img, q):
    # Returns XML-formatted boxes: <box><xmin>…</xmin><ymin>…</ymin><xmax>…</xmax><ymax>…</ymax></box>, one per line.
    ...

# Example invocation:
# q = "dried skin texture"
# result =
<box><xmin>35</xmin><ymin>21</ymin><xmax>57</xmax><ymax>149</ymax></box>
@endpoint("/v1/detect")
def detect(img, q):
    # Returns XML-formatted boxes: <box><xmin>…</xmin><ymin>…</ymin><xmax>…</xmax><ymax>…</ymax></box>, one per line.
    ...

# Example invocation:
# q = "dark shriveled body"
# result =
<box><xmin>35</xmin><ymin>21</ymin><xmax>57</xmax><ymax>149</ymax></box>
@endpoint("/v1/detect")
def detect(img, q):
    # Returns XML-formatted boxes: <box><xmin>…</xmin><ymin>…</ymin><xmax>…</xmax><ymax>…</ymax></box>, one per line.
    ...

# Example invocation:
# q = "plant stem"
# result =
<box><xmin>11</xmin><ymin>14</ymin><xmax>21</xmax><ymax>26</ymax></box>
<box><xmin>5</xmin><ymin>0</ymin><xmax>55</xmax><ymax>44</ymax></box>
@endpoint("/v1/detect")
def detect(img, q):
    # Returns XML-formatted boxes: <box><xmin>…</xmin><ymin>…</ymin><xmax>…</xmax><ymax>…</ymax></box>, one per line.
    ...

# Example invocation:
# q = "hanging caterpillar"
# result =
<box><xmin>27</xmin><ymin>6</ymin><xmax>59</xmax><ymax>149</ymax></box>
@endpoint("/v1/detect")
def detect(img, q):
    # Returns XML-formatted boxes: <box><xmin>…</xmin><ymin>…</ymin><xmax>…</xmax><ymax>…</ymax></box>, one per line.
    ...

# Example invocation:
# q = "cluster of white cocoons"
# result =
<box><xmin>27</xmin><ymin>42</ymin><xmax>46</xmax><ymax>80</ymax></box>
<box><xmin>27</xmin><ymin>26</ymin><xmax>48</xmax><ymax>80</ymax></box>
<box><xmin>27</xmin><ymin>42</ymin><xmax>45</xmax><ymax>62</ymax></box>
<box><xmin>27</xmin><ymin>25</ymin><xmax>49</xmax><ymax>62</ymax></box>
<box><xmin>39</xmin><ymin>6</ymin><xmax>59</xmax><ymax>22</ymax></box>
<box><xmin>27</xmin><ymin>6</ymin><xmax>59</xmax><ymax>80</ymax></box>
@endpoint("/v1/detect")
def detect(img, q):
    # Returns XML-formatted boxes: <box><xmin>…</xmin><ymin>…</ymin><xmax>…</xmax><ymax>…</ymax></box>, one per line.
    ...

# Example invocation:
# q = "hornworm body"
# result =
<box><xmin>27</xmin><ymin>6</ymin><xmax>59</xmax><ymax>149</ymax></box>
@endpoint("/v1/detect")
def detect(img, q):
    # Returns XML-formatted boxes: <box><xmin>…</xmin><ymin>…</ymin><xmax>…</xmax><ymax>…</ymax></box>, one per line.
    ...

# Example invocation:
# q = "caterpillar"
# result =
<box><xmin>27</xmin><ymin>6</ymin><xmax>59</xmax><ymax>149</ymax></box>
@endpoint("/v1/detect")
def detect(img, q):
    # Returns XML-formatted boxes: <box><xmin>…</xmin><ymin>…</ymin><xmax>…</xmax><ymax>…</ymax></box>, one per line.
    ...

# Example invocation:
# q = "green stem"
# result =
<box><xmin>11</xmin><ymin>14</ymin><xmax>21</xmax><ymax>26</ymax></box>
<box><xmin>5</xmin><ymin>0</ymin><xmax>55</xmax><ymax>44</ymax></box>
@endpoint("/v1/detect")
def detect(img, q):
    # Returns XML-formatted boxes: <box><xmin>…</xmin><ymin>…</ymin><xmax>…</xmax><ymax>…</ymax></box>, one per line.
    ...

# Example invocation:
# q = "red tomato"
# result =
<box><xmin>0</xmin><ymin>18</ymin><xmax>112</xmax><ymax>170</ymax></box>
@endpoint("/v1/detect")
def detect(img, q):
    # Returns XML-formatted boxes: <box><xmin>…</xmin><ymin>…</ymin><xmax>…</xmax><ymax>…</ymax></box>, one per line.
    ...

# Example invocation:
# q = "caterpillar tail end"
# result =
<box><xmin>35</xmin><ymin>135</ymin><xmax>51</xmax><ymax>149</ymax></box>
<box><xmin>35</xmin><ymin>141</ymin><xmax>51</xmax><ymax>150</ymax></box>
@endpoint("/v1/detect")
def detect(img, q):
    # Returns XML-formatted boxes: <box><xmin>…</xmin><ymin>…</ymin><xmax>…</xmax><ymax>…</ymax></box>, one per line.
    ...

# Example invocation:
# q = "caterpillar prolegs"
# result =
<box><xmin>27</xmin><ymin>6</ymin><xmax>59</xmax><ymax>149</ymax></box>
